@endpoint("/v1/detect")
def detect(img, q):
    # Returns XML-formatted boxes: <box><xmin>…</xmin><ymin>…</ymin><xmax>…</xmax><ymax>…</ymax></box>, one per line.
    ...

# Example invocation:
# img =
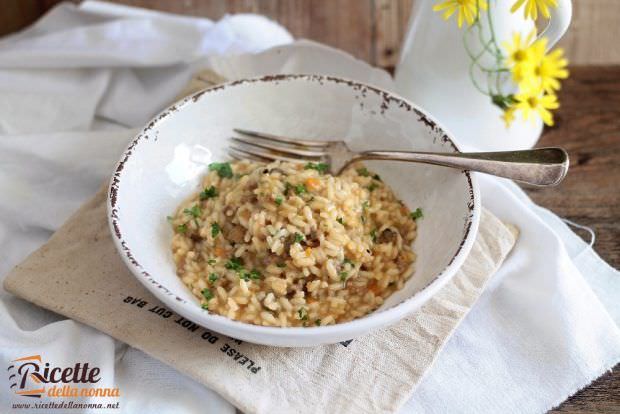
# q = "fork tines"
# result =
<box><xmin>229</xmin><ymin>128</ymin><xmax>328</xmax><ymax>164</ymax></box>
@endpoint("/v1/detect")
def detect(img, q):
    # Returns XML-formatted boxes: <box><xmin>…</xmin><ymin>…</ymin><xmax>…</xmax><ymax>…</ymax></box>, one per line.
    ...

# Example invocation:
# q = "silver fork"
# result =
<box><xmin>229</xmin><ymin>128</ymin><xmax>569</xmax><ymax>187</ymax></box>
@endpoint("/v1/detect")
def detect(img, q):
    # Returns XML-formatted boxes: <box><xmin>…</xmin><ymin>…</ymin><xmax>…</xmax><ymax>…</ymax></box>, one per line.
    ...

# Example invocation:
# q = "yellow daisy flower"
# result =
<box><xmin>502</xmin><ymin>106</ymin><xmax>517</xmax><ymax>128</ymax></box>
<box><xmin>535</xmin><ymin>49</ymin><xmax>569</xmax><ymax>93</ymax></box>
<box><xmin>514</xmin><ymin>90</ymin><xmax>559</xmax><ymax>126</ymax></box>
<box><xmin>517</xmin><ymin>37</ymin><xmax>569</xmax><ymax>93</ymax></box>
<box><xmin>433</xmin><ymin>0</ymin><xmax>488</xmax><ymax>28</ymax></box>
<box><xmin>502</xmin><ymin>31</ymin><xmax>536</xmax><ymax>84</ymax></box>
<box><xmin>511</xmin><ymin>0</ymin><xmax>558</xmax><ymax>20</ymax></box>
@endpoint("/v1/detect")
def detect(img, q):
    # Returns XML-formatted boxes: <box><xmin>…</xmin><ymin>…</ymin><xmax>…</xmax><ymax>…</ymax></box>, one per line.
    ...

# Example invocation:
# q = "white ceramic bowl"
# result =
<box><xmin>108</xmin><ymin>74</ymin><xmax>480</xmax><ymax>347</ymax></box>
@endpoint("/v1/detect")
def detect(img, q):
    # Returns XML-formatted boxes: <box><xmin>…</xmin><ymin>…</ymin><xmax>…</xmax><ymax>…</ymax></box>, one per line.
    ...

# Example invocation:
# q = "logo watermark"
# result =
<box><xmin>7</xmin><ymin>355</ymin><xmax>119</xmax><ymax>410</ymax></box>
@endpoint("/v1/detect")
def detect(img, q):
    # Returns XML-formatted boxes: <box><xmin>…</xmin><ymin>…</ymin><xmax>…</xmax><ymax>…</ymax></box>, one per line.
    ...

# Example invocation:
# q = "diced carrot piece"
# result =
<box><xmin>215</xmin><ymin>246</ymin><xmax>226</xmax><ymax>258</ymax></box>
<box><xmin>305</xmin><ymin>177</ymin><xmax>320</xmax><ymax>191</ymax></box>
<box><xmin>367</xmin><ymin>279</ymin><xmax>380</xmax><ymax>294</ymax></box>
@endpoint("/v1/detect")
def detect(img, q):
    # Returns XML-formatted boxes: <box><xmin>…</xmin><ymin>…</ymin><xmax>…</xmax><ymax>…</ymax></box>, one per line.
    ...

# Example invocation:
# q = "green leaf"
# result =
<box><xmin>211</xmin><ymin>222</ymin><xmax>221</xmax><ymax>238</ymax></box>
<box><xmin>284</xmin><ymin>182</ymin><xmax>293</xmax><ymax>196</ymax></box>
<box><xmin>199</xmin><ymin>185</ymin><xmax>218</xmax><ymax>200</ymax></box>
<box><xmin>315</xmin><ymin>319</ymin><xmax>322</xmax><ymax>326</ymax></box>
<box><xmin>201</xmin><ymin>288</ymin><xmax>214</xmax><ymax>301</ymax></box>
<box><xmin>356</xmin><ymin>167</ymin><xmax>370</xmax><ymax>177</ymax></box>
<box><xmin>225</xmin><ymin>257</ymin><xmax>244</xmax><ymax>271</ymax></box>
<box><xmin>184</xmin><ymin>205</ymin><xmax>202</xmax><ymax>218</ymax></box>
<box><xmin>298</xmin><ymin>308</ymin><xmax>308</xmax><ymax>321</ymax></box>
<box><xmin>304</xmin><ymin>162</ymin><xmax>329</xmax><ymax>173</ymax></box>
<box><xmin>208</xmin><ymin>273</ymin><xmax>218</xmax><ymax>283</ymax></box>
<box><xmin>339</xmin><ymin>271</ymin><xmax>348</xmax><ymax>282</ymax></box>
<box><xmin>367</xmin><ymin>183</ymin><xmax>379</xmax><ymax>192</ymax></box>
<box><xmin>370</xmin><ymin>229</ymin><xmax>377</xmax><ymax>243</ymax></box>
<box><xmin>176</xmin><ymin>224</ymin><xmax>188</xmax><ymax>234</ymax></box>
<box><xmin>208</xmin><ymin>162</ymin><xmax>233</xmax><ymax>178</ymax></box>
<box><xmin>294</xmin><ymin>233</ymin><xmax>305</xmax><ymax>244</ymax></box>
<box><xmin>275</xmin><ymin>196</ymin><xmax>283</xmax><ymax>206</ymax></box>
<box><xmin>207</xmin><ymin>259</ymin><xmax>217</xmax><ymax>265</ymax></box>
<box><xmin>410</xmin><ymin>208</ymin><xmax>424</xmax><ymax>220</ymax></box>
<box><xmin>336</xmin><ymin>217</ymin><xmax>345</xmax><ymax>226</ymax></box>
<box><xmin>248</xmin><ymin>269</ymin><xmax>262</xmax><ymax>280</ymax></box>
<box><xmin>294</xmin><ymin>184</ymin><xmax>307</xmax><ymax>195</ymax></box>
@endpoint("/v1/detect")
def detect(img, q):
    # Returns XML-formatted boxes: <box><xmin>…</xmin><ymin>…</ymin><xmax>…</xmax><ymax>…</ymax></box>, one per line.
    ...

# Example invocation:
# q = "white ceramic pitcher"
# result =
<box><xmin>394</xmin><ymin>0</ymin><xmax>572</xmax><ymax>151</ymax></box>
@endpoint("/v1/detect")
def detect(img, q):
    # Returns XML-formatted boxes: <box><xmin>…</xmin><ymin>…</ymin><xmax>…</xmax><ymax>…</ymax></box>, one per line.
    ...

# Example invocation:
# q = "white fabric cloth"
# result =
<box><xmin>0</xmin><ymin>2</ymin><xmax>618</xmax><ymax>413</ymax></box>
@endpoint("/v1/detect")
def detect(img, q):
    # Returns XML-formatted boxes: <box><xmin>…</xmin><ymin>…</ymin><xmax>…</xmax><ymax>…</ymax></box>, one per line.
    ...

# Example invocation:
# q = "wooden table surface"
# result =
<box><xmin>3</xmin><ymin>1</ymin><xmax>620</xmax><ymax>412</ymax></box>
<box><xmin>532</xmin><ymin>66</ymin><xmax>620</xmax><ymax>413</ymax></box>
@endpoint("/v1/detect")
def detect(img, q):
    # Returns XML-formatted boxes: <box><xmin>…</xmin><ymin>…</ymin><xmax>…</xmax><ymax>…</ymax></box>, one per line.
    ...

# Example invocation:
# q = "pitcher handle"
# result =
<box><xmin>538</xmin><ymin>0</ymin><xmax>572</xmax><ymax>51</ymax></box>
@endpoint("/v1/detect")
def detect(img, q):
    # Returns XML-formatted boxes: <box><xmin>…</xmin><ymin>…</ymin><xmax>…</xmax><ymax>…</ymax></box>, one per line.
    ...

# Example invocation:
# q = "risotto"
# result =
<box><xmin>169</xmin><ymin>160</ymin><xmax>421</xmax><ymax>327</ymax></box>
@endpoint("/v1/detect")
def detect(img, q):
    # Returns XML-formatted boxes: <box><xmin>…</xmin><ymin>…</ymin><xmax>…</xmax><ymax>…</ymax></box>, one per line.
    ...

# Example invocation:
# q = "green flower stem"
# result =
<box><xmin>463</xmin><ymin>0</ymin><xmax>512</xmax><ymax>107</ymax></box>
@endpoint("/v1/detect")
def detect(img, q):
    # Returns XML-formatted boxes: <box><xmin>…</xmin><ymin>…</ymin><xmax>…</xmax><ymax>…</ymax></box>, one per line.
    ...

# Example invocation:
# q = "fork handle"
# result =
<box><xmin>354</xmin><ymin>148</ymin><xmax>569</xmax><ymax>186</ymax></box>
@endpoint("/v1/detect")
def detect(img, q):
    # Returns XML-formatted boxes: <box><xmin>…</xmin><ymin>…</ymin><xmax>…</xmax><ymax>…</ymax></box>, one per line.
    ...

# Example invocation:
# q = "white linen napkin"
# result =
<box><xmin>0</xmin><ymin>2</ymin><xmax>618</xmax><ymax>413</ymax></box>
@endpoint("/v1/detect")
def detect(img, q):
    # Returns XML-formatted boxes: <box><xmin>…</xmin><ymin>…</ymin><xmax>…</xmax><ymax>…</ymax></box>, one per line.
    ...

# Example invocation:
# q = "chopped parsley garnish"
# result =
<box><xmin>362</xmin><ymin>201</ymin><xmax>369</xmax><ymax>210</ymax></box>
<box><xmin>293</xmin><ymin>233</ymin><xmax>305</xmax><ymax>244</ymax></box>
<box><xmin>208</xmin><ymin>273</ymin><xmax>218</xmax><ymax>283</ymax></box>
<box><xmin>294</xmin><ymin>184</ymin><xmax>307</xmax><ymax>195</ymax></box>
<box><xmin>211</xmin><ymin>222</ymin><xmax>221</xmax><ymax>238</ymax></box>
<box><xmin>367</xmin><ymin>183</ymin><xmax>379</xmax><ymax>192</ymax></box>
<box><xmin>239</xmin><ymin>269</ymin><xmax>261</xmax><ymax>281</ymax></box>
<box><xmin>373</xmin><ymin>174</ymin><xmax>382</xmax><ymax>181</ymax></box>
<box><xmin>207</xmin><ymin>259</ymin><xmax>217</xmax><ymax>265</ymax></box>
<box><xmin>176</xmin><ymin>224</ymin><xmax>188</xmax><ymax>234</ymax></box>
<box><xmin>336</xmin><ymin>217</ymin><xmax>345</xmax><ymax>226</ymax></box>
<box><xmin>201</xmin><ymin>303</ymin><xmax>209</xmax><ymax>310</ymax></box>
<box><xmin>410</xmin><ymin>208</ymin><xmax>424</xmax><ymax>220</ymax></box>
<box><xmin>248</xmin><ymin>269</ymin><xmax>262</xmax><ymax>280</ymax></box>
<box><xmin>201</xmin><ymin>288</ymin><xmax>214</xmax><ymax>301</ymax></box>
<box><xmin>315</xmin><ymin>319</ymin><xmax>322</xmax><ymax>326</ymax></box>
<box><xmin>239</xmin><ymin>268</ymin><xmax>263</xmax><ymax>282</ymax></box>
<box><xmin>208</xmin><ymin>162</ymin><xmax>233</xmax><ymax>178</ymax></box>
<box><xmin>339</xmin><ymin>271</ymin><xmax>348</xmax><ymax>282</ymax></box>
<box><xmin>276</xmin><ymin>262</ymin><xmax>286</xmax><ymax>268</ymax></box>
<box><xmin>284</xmin><ymin>182</ymin><xmax>293</xmax><ymax>196</ymax></box>
<box><xmin>298</xmin><ymin>308</ymin><xmax>309</xmax><ymax>321</ymax></box>
<box><xmin>184</xmin><ymin>205</ymin><xmax>202</xmax><ymax>218</ymax></box>
<box><xmin>199</xmin><ymin>185</ymin><xmax>218</xmax><ymax>200</ymax></box>
<box><xmin>304</xmin><ymin>162</ymin><xmax>329</xmax><ymax>174</ymax></box>
<box><xmin>225</xmin><ymin>257</ymin><xmax>244</xmax><ymax>271</ymax></box>
<box><xmin>343</xmin><ymin>258</ymin><xmax>354</xmax><ymax>267</ymax></box>
<box><xmin>275</xmin><ymin>196</ymin><xmax>283</xmax><ymax>206</ymax></box>
<box><xmin>370</xmin><ymin>229</ymin><xmax>377</xmax><ymax>243</ymax></box>
<box><xmin>356</xmin><ymin>167</ymin><xmax>370</xmax><ymax>177</ymax></box>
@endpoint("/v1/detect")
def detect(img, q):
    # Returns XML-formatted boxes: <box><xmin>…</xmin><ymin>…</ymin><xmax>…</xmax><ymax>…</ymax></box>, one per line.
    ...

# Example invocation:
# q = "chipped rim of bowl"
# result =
<box><xmin>107</xmin><ymin>74</ymin><xmax>481</xmax><ymax>343</ymax></box>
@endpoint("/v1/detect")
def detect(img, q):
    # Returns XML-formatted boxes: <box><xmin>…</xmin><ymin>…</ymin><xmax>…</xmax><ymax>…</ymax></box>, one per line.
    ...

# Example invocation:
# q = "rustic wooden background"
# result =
<box><xmin>3</xmin><ymin>0</ymin><xmax>620</xmax><ymax>67</ymax></box>
<box><xmin>2</xmin><ymin>1</ymin><xmax>619</xmax><ymax>413</ymax></box>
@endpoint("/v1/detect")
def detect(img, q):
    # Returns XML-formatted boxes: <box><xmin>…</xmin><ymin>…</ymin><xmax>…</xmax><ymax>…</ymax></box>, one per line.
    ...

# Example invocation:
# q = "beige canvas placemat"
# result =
<box><xmin>3</xmin><ymin>183</ymin><xmax>517</xmax><ymax>414</ymax></box>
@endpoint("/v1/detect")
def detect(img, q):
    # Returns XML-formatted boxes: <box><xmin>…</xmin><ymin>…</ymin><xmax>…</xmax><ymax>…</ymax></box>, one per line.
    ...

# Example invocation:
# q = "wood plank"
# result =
<box><xmin>0</xmin><ymin>0</ymin><xmax>48</xmax><ymax>37</ymax></box>
<box><xmin>526</xmin><ymin>66</ymin><xmax>620</xmax><ymax>268</ymax></box>
<box><xmin>7</xmin><ymin>0</ymin><xmax>620</xmax><ymax>66</ymax></box>
<box><xmin>557</xmin><ymin>0</ymin><xmax>620</xmax><ymax>65</ymax></box>
<box><xmin>374</xmin><ymin>0</ymin><xmax>400</xmax><ymax>67</ymax></box>
<box><xmin>374</xmin><ymin>0</ymin><xmax>413</xmax><ymax>67</ymax></box>
<box><xmin>528</xmin><ymin>65</ymin><xmax>620</xmax><ymax>412</ymax></box>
